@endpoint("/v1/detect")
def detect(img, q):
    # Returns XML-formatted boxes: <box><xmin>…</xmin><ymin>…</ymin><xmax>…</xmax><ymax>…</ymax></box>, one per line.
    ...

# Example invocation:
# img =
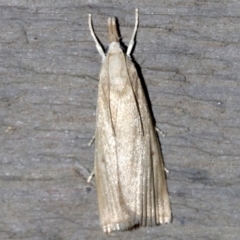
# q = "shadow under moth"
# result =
<box><xmin>88</xmin><ymin>9</ymin><xmax>171</xmax><ymax>233</ymax></box>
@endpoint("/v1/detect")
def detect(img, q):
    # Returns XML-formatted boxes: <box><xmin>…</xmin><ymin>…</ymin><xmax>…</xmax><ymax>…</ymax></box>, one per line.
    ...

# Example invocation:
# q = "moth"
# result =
<box><xmin>88</xmin><ymin>9</ymin><xmax>171</xmax><ymax>233</ymax></box>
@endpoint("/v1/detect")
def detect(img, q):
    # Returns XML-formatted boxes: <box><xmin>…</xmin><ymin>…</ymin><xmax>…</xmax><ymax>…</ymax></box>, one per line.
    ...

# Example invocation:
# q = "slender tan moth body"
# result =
<box><xmin>88</xmin><ymin>9</ymin><xmax>171</xmax><ymax>233</ymax></box>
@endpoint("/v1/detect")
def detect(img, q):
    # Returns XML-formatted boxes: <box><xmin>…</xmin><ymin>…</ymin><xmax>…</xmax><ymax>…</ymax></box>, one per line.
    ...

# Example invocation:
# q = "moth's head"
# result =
<box><xmin>108</xmin><ymin>42</ymin><xmax>122</xmax><ymax>54</ymax></box>
<box><xmin>108</xmin><ymin>17</ymin><xmax>120</xmax><ymax>43</ymax></box>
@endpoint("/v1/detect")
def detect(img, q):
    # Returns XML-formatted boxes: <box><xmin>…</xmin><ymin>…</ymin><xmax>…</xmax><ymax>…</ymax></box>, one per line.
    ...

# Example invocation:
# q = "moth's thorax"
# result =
<box><xmin>104</xmin><ymin>42</ymin><xmax>128</xmax><ymax>126</ymax></box>
<box><xmin>108</xmin><ymin>42</ymin><xmax>122</xmax><ymax>54</ymax></box>
<box><xmin>107</xmin><ymin>43</ymin><xmax>127</xmax><ymax>85</ymax></box>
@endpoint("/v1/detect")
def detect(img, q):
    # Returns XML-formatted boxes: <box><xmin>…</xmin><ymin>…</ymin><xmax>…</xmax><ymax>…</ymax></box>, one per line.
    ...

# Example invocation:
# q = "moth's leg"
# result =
<box><xmin>155</xmin><ymin>126</ymin><xmax>169</xmax><ymax>173</ymax></box>
<box><xmin>155</xmin><ymin>126</ymin><xmax>166</xmax><ymax>137</ymax></box>
<box><xmin>88</xmin><ymin>135</ymin><xmax>95</xmax><ymax>146</ymax></box>
<box><xmin>87</xmin><ymin>171</ymin><xmax>95</xmax><ymax>183</ymax></box>
<box><xmin>127</xmin><ymin>8</ymin><xmax>139</xmax><ymax>57</ymax></box>
<box><xmin>87</xmin><ymin>134</ymin><xmax>95</xmax><ymax>182</ymax></box>
<box><xmin>88</xmin><ymin>14</ymin><xmax>105</xmax><ymax>60</ymax></box>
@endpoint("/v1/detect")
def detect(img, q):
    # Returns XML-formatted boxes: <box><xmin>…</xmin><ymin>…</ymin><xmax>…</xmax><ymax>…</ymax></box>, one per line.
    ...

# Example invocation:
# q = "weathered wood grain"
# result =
<box><xmin>0</xmin><ymin>1</ymin><xmax>240</xmax><ymax>239</ymax></box>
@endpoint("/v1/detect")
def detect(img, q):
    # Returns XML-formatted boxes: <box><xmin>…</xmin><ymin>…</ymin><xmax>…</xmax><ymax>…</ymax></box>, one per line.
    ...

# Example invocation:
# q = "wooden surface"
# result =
<box><xmin>1</xmin><ymin>1</ymin><xmax>240</xmax><ymax>239</ymax></box>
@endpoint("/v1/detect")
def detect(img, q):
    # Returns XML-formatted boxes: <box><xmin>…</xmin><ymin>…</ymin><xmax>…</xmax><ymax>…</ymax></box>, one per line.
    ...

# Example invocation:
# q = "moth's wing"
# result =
<box><xmin>94</xmin><ymin>57</ymin><xmax>141</xmax><ymax>232</ymax></box>
<box><xmin>95</xmin><ymin>55</ymin><xmax>171</xmax><ymax>233</ymax></box>
<box><xmin>126</xmin><ymin>58</ymin><xmax>172</xmax><ymax>225</ymax></box>
<box><xmin>124</xmin><ymin>58</ymin><xmax>171</xmax><ymax>226</ymax></box>
<box><xmin>141</xmin><ymin>118</ymin><xmax>172</xmax><ymax>225</ymax></box>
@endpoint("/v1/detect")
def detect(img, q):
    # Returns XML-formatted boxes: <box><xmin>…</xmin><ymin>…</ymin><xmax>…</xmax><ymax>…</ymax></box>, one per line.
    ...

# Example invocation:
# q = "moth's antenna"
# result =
<box><xmin>88</xmin><ymin>14</ymin><xmax>105</xmax><ymax>60</ymax></box>
<box><xmin>127</xmin><ymin>9</ymin><xmax>139</xmax><ymax>57</ymax></box>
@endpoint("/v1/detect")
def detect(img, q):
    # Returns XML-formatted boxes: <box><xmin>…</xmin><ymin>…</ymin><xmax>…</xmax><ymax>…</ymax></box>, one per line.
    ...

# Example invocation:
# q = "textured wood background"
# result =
<box><xmin>1</xmin><ymin>1</ymin><xmax>240</xmax><ymax>239</ymax></box>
